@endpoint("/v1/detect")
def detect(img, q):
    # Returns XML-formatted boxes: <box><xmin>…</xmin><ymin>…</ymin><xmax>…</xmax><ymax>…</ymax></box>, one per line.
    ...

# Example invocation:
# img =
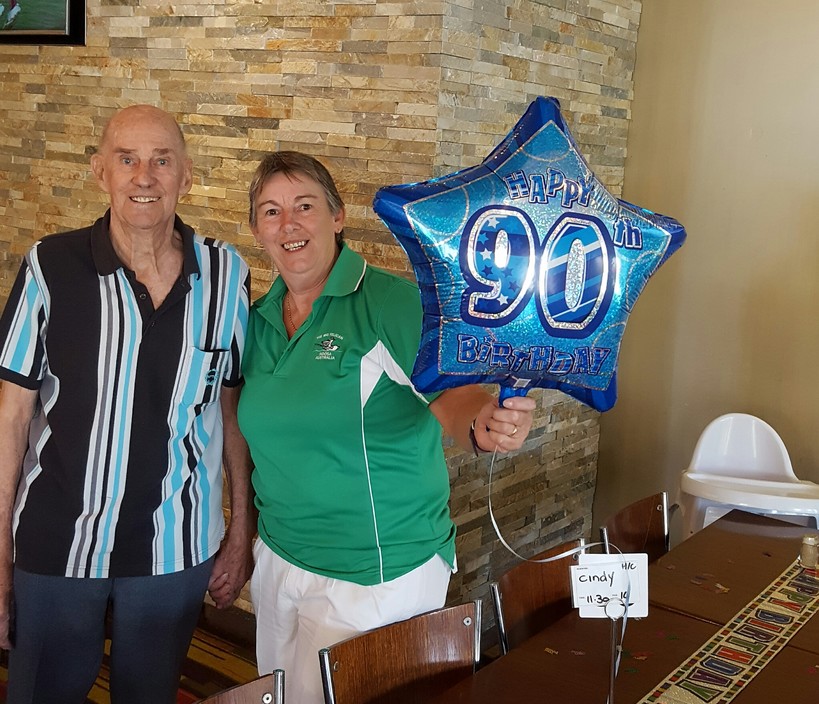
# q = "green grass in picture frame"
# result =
<box><xmin>0</xmin><ymin>0</ymin><xmax>85</xmax><ymax>45</ymax></box>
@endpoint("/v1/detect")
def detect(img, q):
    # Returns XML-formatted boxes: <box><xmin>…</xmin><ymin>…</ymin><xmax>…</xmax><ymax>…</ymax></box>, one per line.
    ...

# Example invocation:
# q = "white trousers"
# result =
<box><xmin>250</xmin><ymin>539</ymin><xmax>452</xmax><ymax>704</ymax></box>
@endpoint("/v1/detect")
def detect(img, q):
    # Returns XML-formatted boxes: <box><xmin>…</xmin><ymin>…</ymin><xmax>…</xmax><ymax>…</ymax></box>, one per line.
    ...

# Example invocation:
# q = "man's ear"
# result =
<box><xmin>90</xmin><ymin>153</ymin><xmax>109</xmax><ymax>193</ymax></box>
<box><xmin>180</xmin><ymin>158</ymin><xmax>193</xmax><ymax>197</ymax></box>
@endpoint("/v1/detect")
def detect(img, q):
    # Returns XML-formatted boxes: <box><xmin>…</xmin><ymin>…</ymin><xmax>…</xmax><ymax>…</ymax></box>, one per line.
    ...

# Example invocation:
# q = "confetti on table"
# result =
<box><xmin>571</xmin><ymin>650</ymin><xmax>586</xmax><ymax>656</ymax></box>
<box><xmin>632</xmin><ymin>652</ymin><xmax>651</xmax><ymax>661</ymax></box>
<box><xmin>714</xmin><ymin>583</ymin><xmax>730</xmax><ymax>593</ymax></box>
<box><xmin>544</xmin><ymin>647</ymin><xmax>558</xmax><ymax>655</ymax></box>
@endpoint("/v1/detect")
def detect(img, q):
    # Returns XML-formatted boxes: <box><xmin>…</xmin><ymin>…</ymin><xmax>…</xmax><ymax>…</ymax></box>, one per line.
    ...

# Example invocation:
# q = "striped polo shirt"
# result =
<box><xmin>0</xmin><ymin>211</ymin><xmax>249</xmax><ymax>578</ymax></box>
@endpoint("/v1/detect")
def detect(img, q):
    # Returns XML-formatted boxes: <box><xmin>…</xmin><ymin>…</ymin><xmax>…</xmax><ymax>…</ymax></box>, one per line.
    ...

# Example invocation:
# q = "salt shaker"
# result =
<box><xmin>800</xmin><ymin>534</ymin><xmax>819</xmax><ymax>569</ymax></box>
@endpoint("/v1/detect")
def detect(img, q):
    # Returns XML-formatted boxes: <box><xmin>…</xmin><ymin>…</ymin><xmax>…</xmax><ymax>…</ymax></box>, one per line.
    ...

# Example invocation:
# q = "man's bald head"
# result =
<box><xmin>98</xmin><ymin>105</ymin><xmax>187</xmax><ymax>156</ymax></box>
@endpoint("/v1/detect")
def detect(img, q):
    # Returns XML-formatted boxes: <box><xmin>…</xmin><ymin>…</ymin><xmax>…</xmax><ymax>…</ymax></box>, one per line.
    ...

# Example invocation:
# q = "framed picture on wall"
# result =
<box><xmin>0</xmin><ymin>0</ymin><xmax>85</xmax><ymax>45</ymax></box>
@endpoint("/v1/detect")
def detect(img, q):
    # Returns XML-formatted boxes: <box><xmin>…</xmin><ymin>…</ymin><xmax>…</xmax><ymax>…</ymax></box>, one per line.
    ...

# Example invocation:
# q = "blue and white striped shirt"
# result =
<box><xmin>0</xmin><ymin>211</ymin><xmax>249</xmax><ymax>578</ymax></box>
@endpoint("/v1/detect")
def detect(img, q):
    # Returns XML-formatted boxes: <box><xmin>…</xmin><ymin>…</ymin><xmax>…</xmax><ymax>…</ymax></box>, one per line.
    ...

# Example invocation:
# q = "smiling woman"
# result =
<box><xmin>250</xmin><ymin>170</ymin><xmax>344</xmax><ymax>332</ymax></box>
<box><xmin>237</xmin><ymin>151</ymin><xmax>536</xmax><ymax>704</ymax></box>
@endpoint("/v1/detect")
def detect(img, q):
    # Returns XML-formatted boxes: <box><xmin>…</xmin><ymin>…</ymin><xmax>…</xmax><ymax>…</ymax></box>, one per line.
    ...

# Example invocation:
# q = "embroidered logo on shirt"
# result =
<box><xmin>315</xmin><ymin>332</ymin><xmax>343</xmax><ymax>360</ymax></box>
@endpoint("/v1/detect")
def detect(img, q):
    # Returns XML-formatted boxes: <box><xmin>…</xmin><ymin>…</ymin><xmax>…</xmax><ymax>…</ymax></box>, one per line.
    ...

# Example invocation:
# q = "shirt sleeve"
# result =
<box><xmin>0</xmin><ymin>251</ymin><xmax>47</xmax><ymax>390</ymax></box>
<box><xmin>223</xmin><ymin>269</ymin><xmax>250</xmax><ymax>388</ymax></box>
<box><xmin>377</xmin><ymin>277</ymin><xmax>441</xmax><ymax>404</ymax></box>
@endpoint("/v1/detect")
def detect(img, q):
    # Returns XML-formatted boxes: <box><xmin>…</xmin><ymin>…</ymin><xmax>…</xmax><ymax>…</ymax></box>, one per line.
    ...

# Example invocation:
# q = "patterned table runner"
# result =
<box><xmin>639</xmin><ymin>562</ymin><xmax>819</xmax><ymax>703</ymax></box>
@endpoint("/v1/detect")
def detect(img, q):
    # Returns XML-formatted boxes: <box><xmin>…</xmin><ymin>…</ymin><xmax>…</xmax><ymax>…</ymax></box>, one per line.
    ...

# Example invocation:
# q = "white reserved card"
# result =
<box><xmin>570</xmin><ymin>553</ymin><xmax>649</xmax><ymax>618</ymax></box>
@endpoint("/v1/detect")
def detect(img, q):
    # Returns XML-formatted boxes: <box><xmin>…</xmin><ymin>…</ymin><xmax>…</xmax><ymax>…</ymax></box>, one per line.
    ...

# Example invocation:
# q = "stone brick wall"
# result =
<box><xmin>446</xmin><ymin>391</ymin><xmax>599</xmax><ymax>605</ymax></box>
<box><xmin>0</xmin><ymin>0</ymin><xmax>641</xmax><ymax>643</ymax></box>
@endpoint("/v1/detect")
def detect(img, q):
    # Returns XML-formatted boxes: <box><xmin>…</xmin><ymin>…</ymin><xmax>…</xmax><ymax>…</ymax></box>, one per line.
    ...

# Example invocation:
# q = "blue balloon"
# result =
<box><xmin>373</xmin><ymin>96</ymin><xmax>686</xmax><ymax>412</ymax></box>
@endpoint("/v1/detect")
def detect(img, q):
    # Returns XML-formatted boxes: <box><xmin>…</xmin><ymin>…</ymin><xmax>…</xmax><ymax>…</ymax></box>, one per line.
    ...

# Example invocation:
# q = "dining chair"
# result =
<box><xmin>489</xmin><ymin>538</ymin><xmax>585</xmax><ymax>655</ymax></box>
<box><xmin>600</xmin><ymin>491</ymin><xmax>670</xmax><ymax>562</ymax></box>
<box><xmin>319</xmin><ymin>601</ymin><xmax>480</xmax><ymax>704</ymax></box>
<box><xmin>196</xmin><ymin>671</ymin><xmax>285</xmax><ymax>704</ymax></box>
<box><xmin>679</xmin><ymin>412</ymin><xmax>819</xmax><ymax>537</ymax></box>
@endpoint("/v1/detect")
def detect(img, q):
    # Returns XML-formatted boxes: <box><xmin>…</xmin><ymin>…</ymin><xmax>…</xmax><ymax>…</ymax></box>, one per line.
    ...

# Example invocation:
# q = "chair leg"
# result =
<box><xmin>318</xmin><ymin>648</ymin><xmax>336</xmax><ymax>704</ymax></box>
<box><xmin>489</xmin><ymin>583</ymin><xmax>509</xmax><ymax>656</ymax></box>
<box><xmin>273</xmin><ymin>669</ymin><xmax>285</xmax><ymax>704</ymax></box>
<box><xmin>600</xmin><ymin>526</ymin><xmax>612</xmax><ymax>554</ymax></box>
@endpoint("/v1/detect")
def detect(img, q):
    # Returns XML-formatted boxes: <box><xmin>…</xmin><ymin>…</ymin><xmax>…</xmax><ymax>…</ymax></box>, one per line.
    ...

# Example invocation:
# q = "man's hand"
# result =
<box><xmin>207</xmin><ymin>529</ymin><xmax>254</xmax><ymax>609</ymax></box>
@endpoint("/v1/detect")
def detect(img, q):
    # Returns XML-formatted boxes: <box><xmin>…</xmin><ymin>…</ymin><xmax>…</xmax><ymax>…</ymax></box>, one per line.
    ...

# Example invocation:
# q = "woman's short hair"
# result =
<box><xmin>248</xmin><ymin>151</ymin><xmax>345</xmax><ymax>242</ymax></box>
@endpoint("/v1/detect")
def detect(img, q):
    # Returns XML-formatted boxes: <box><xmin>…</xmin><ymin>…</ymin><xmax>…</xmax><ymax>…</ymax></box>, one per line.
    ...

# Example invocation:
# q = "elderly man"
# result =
<box><xmin>0</xmin><ymin>105</ymin><xmax>253</xmax><ymax>704</ymax></box>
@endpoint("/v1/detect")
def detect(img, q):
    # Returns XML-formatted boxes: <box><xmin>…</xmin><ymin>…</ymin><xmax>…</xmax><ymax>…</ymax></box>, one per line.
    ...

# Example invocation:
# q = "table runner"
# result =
<box><xmin>639</xmin><ymin>563</ymin><xmax>819</xmax><ymax>703</ymax></box>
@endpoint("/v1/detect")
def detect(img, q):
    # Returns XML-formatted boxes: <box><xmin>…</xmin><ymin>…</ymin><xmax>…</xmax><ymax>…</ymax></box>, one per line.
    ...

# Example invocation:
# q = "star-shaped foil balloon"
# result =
<box><xmin>373</xmin><ymin>96</ymin><xmax>686</xmax><ymax>411</ymax></box>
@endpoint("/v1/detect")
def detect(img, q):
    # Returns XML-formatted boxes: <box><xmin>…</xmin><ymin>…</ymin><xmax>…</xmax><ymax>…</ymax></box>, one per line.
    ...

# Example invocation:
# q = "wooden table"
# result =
<box><xmin>649</xmin><ymin>510</ymin><xmax>819</xmax><ymax>655</ymax></box>
<box><xmin>432</xmin><ymin>510</ymin><xmax>819</xmax><ymax>703</ymax></box>
<box><xmin>432</xmin><ymin>608</ymin><xmax>818</xmax><ymax>703</ymax></box>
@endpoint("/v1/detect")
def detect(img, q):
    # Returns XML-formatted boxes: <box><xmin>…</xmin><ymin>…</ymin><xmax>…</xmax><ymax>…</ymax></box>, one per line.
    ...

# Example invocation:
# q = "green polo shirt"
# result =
<box><xmin>238</xmin><ymin>246</ymin><xmax>456</xmax><ymax>586</ymax></box>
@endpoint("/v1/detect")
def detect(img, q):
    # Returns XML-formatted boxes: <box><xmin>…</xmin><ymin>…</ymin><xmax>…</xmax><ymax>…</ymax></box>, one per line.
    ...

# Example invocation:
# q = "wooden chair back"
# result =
<box><xmin>319</xmin><ymin>601</ymin><xmax>480</xmax><ymax>704</ymax></box>
<box><xmin>600</xmin><ymin>491</ymin><xmax>670</xmax><ymax>563</ymax></box>
<box><xmin>197</xmin><ymin>671</ymin><xmax>284</xmax><ymax>704</ymax></box>
<box><xmin>490</xmin><ymin>538</ymin><xmax>584</xmax><ymax>654</ymax></box>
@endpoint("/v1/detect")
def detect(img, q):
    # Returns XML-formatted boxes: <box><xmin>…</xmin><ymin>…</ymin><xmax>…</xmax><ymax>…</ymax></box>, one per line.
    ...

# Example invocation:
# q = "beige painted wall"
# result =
<box><xmin>595</xmin><ymin>0</ymin><xmax>819</xmax><ymax>537</ymax></box>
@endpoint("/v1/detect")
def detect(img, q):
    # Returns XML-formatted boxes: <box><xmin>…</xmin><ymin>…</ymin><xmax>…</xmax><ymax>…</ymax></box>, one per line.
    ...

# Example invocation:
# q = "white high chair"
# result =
<box><xmin>679</xmin><ymin>413</ymin><xmax>819</xmax><ymax>537</ymax></box>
